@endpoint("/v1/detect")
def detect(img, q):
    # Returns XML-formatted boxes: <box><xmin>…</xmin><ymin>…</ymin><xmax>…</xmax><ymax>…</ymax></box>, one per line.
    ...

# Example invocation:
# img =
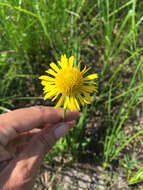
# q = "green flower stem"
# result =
<box><xmin>62</xmin><ymin>107</ymin><xmax>67</xmax><ymax>121</ymax></box>
<box><xmin>62</xmin><ymin>107</ymin><xmax>71</xmax><ymax>152</ymax></box>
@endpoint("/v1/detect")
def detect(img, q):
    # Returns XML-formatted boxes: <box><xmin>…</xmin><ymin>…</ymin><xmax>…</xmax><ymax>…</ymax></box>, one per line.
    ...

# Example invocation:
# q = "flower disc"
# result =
<box><xmin>55</xmin><ymin>67</ymin><xmax>83</xmax><ymax>95</ymax></box>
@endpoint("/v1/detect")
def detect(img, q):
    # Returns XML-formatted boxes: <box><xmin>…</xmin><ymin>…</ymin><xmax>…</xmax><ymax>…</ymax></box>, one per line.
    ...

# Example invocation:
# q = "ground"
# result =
<box><xmin>34</xmin><ymin>160</ymin><xmax>143</xmax><ymax>190</ymax></box>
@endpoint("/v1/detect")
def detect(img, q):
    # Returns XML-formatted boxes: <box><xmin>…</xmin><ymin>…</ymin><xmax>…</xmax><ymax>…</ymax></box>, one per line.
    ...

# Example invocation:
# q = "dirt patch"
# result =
<box><xmin>34</xmin><ymin>160</ymin><xmax>143</xmax><ymax>190</ymax></box>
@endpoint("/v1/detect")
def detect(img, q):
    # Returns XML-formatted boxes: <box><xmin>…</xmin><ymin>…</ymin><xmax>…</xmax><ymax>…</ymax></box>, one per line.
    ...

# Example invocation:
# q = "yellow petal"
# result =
<box><xmin>73</xmin><ymin>97</ymin><xmax>80</xmax><ymax>111</ymax></box>
<box><xmin>44</xmin><ymin>90</ymin><xmax>58</xmax><ymax>100</ymax></box>
<box><xmin>81</xmin><ymin>86</ymin><xmax>96</xmax><ymax>93</ymax></box>
<box><xmin>43</xmin><ymin>84</ymin><xmax>55</xmax><ymax>89</ymax></box>
<box><xmin>51</xmin><ymin>92</ymin><xmax>60</xmax><ymax>102</ymax></box>
<box><xmin>60</xmin><ymin>54</ymin><xmax>68</xmax><ymax>68</ymax></box>
<box><xmin>84</xmin><ymin>73</ymin><xmax>98</xmax><ymax>80</ymax></box>
<box><xmin>82</xmin><ymin>91</ymin><xmax>91</xmax><ymax>102</ymax></box>
<box><xmin>55</xmin><ymin>95</ymin><xmax>65</xmax><ymax>108</ymax></box>
<box><xmin>69</xmin><ymin>96</ymin><xmax>78</xmax><ymax>111</ymax></box>
<box><xmin>81</xmin><ymin>65</ymin><xmax>86</xmax><ymax>74</ymax></box>
<box><xmin>41</xmin><ymin>80</ymin><xmax>47</xmax><ymax>86</ymax></box>
<box><xmin>39</xmin><ymin>75</ymin><xmax>55</xmax><ymax>81</ymax></box>
<box><xmin>69</xmin><ymin>56</ymin><xmax>74</xmax><ymax>67</ymax></box>
<box><xmin>43</xmin><ymin>85</ymin><xmax>58</xmax><ymax>93</ymax></box>
<box><xmin>41</xmin><ymin>80</ymin><xmax>55</xmax><ymax>86</ymax></box>
<box><xmin>81</xmin><ymin>66</ymin><xmax>91</xmax><ymax>75</ymax></box>
<box><xmin>50</xmin><ymin>62</ymin><xmax>60</xmax><ymax>73</ymax></box>
<box><xmin>45</xmin><ymin>69</ymin><xmax>57</xmax><ymax>77</ymax></box>
<box><xmin>84</xmin><ymin>99</ymin><xmax>90</xmax><ymax>104</ymax></box>
<box><xmin>64</xmin><ymin>96</ymin><xmax>69</xmax><ymax>109</ymax></box>
<box><xmin>68</xmin><ymin>96</ymin><xmax>74</xmax><ymax>111</ymax></box>
<box><xmin>58</xmin><ymin>61</ymin><xmax>62</xmax><ymax>67</ymax></box>
<box><xmin>77</xmin><ymin>93</ymin><xmax>85</xmax><ymax>106</ymax></box>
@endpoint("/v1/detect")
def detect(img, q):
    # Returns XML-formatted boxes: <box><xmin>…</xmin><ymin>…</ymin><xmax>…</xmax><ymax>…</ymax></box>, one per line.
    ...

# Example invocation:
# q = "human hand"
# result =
<box><xmin>0</xmin><ymin>106</ymin><xmax>79</xmax><ymax>190</ymax></box>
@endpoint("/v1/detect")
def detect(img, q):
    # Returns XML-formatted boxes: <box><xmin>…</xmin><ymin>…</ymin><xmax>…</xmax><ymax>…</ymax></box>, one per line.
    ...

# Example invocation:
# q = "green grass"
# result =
<box><xmin>0</xmin><ymin>0</ymin><xmax>143</xmax><ymax>187</ymax></box>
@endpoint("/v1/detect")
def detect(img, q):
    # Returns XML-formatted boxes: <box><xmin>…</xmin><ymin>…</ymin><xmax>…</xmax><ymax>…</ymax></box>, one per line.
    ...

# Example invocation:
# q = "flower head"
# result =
<box><xmin>39</xmin><ymin>55</ymin><xmax>98</xmax><ymax>111</ymax></box>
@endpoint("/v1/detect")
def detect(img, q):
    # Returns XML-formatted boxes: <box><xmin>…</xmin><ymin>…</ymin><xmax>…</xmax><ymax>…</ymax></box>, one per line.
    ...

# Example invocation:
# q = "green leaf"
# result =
<box><xmin>128</xmin><ymin>165</ymin><xmax>143</xmax><ymax>185</ymax></box>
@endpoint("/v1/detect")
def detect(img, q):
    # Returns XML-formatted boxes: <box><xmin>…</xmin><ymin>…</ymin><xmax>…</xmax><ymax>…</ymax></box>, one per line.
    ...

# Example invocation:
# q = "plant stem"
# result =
<box><xmin>62</xmin><ymin>107</ymin><xmax>67</xmax><ymax>121</ymax></box>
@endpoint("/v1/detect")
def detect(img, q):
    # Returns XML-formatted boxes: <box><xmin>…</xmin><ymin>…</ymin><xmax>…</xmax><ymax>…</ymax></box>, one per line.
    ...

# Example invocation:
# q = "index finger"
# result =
<box><xmin>0</xmin><ymin>106</ymin><xmax>79</xmax><ymax>132</ymax></box>
<box><xmin>0</xmin><ymin>106</ymin><xmax>79</xmax><ymax>145</ymax></box>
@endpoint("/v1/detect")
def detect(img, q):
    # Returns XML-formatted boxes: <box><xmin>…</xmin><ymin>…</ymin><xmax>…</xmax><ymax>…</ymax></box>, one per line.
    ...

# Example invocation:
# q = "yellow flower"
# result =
<box><xmin>39</xmin><ymin>54</ymin><xmax>98</xmax><ymax>111</ymax></box>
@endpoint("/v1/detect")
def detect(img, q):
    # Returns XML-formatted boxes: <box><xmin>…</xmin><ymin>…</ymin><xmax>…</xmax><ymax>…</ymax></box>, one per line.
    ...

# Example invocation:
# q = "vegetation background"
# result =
<box><xmin>0</xmin><ymin>0</ymin><xmax>143</xmax><ymax>189</ymax></box>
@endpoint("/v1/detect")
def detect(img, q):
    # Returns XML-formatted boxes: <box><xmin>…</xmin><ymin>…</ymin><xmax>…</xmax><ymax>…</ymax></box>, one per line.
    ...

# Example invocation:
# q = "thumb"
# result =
<box><xmin>28</xmin><ymin>121</ymin><xmax>75</xmax><ymax>156</ymax></box>
<box><xmin>18</xmin><ymin>121</ymin><xmax>75</xmax><ymax>171</ymax></box>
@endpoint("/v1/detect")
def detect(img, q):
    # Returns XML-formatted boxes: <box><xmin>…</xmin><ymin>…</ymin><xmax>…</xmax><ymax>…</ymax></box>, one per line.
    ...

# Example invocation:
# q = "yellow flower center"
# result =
<box><xmin>55</xmin><ymin>67</ymin><xmax>83</xmax><ymax>95</ymax></box>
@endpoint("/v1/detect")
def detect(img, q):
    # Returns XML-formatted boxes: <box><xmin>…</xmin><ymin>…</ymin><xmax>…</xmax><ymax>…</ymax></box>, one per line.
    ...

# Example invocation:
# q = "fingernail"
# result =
<box><xmin>54</xmin><ymin>124</ymin><xmax>71</xmax><ymax>139</ymax></box>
